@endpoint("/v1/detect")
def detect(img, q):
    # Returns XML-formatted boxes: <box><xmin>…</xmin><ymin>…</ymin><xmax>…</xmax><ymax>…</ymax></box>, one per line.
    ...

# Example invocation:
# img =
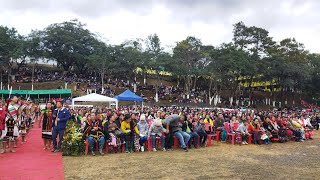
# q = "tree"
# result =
<box><xmin>16</xmin><ymin>30</ymin><xmax>46</xmax><ymax>90</ymax></box>
<box><xmin>88</xmin><ymin>40</ymin><xmax>114</xmax><ymax>93</ymax></box>
<box><xmin>172</xmin><ymin>36</ymin><xmax>204</xmax><ymax>99</ymax></box>
<box><xmin>304</xmin><ymin>53</ymin><xmax>320</xmax><ymax>101</ymax></box>
<box><xmin>263</xmin><ymin>38</ymin><xmax>310</xmax><ymax>104</ymax></box>
<box><xmin>42</xmin><ymin>19</ymin><xmax>96</xmax><ymax>72</ymax></box>
<box><xmin>206</xmin><ymin>43</ymin><xmax>250</xmax><ymax>106</ymax></box>
<box><xmin>233</xmin><ymin>22</ymin><xmax>276</xmax><ymax>100</ymax></box>
<box><xmin>0</xmin><ymin>26</ymin><xmax>21</xmax><ymax>87</ymax></box>
<box><xmin>144</xmin><ymin>34</ymin><xmax>169</xmax><ymax>102</ymax></box>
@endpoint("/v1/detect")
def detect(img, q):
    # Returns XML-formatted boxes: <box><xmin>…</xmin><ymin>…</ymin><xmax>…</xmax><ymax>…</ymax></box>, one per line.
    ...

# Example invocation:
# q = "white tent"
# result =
<box><xmin>72</xmin><ymin>93</ymin><xmax>118</xmax><ymax>109</ymax></box>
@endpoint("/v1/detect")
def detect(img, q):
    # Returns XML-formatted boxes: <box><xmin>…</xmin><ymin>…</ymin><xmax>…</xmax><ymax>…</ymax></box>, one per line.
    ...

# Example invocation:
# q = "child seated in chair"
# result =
<box><xmin>236</xmin><ymin>120</ymin><xmax>250</xmax><ymax>145</ymax></box>
<box><xmin>148</xmin><ymin>119</ymin><xmax>167</xmax><ymax>151</ymax></box>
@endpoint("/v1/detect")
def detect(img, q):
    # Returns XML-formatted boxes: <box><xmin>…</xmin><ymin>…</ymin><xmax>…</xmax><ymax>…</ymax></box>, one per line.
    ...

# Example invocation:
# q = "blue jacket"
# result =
<box><xmin>52</xmin><ymin>107</ymin><xmax>70</xmax><ymax>130</ymax></box>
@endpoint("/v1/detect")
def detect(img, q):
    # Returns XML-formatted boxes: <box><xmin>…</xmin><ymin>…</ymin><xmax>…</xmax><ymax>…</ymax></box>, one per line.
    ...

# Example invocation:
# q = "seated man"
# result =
<box><xmin>194</xmin><ymin>118</ymin><xmax>207</xmax><ymax>147</ymax></box>
<box><xmin>214</xmin><ymin>113</ymin><xmax>227</xmax><ymax>141</ymax></box>
<box><xmin>83</xmin><ymin>112</ymin><xmax>105</xmax><ymax>156</ymax></box>
<box><xmin>165</xmin><ymin>114</ymin><xmax>190</xmax><ymax>152</ymax></box>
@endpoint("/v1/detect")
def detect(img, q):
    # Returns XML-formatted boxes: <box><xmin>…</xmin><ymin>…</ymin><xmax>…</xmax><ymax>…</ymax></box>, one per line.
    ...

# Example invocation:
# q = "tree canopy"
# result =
<box><xmin>1</xmin><ymin>20</ymin><xmax>320</xmax><ymax>102</ymax></box>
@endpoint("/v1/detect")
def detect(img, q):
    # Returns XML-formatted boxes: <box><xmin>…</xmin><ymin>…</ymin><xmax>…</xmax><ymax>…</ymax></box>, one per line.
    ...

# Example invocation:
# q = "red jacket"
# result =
<box><xmin>0</xmin><ymin>106</ymin><xmax>6</xmax><ymax>130</ymax></box>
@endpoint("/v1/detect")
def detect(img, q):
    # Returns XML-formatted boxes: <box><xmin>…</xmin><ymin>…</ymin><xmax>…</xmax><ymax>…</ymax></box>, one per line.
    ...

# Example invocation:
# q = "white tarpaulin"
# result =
<box><xmin>72</xmin><ymin>93</ymin><xmax>118</xmax><ymax>109</ymax></box>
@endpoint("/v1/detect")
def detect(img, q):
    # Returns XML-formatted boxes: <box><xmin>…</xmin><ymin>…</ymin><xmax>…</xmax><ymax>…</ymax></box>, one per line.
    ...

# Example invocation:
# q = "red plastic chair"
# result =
<box><xmin>224</xmin><ymin>122</ymin><xmax>235</xmax><ymax>144</ymax></box>
<box><xmin>304</xmin><ymin>128</ymin><xmax>313</xmax><ymax>139</ymax></box>
<box><xmin>85</xmin><ymin>139</ymin><xmax>99</xmax><ymax>155</ymax></box>
<box><xmin>232</xmin><ymin>122</ymin><xmax>252</xmax><ymax>144</ymax></box>
<box><xmin>204</xmin><ymin>123</ymin><xmax>219</xmax><ymax>146</ymax></box>
<box><xmin>231</xmin><ymin>122</ymin><xmax>239</xmax><ymax>132</ymax></box>
<box><xmin>105</xmin><ymin>140</ymin><xmax>125</xmax><ymax>153</ymax></box>
<box><xmin>173</xmin><ymin>136</ymin><xmax>179</xmax><ymax>149</ymax></box>
<box><xmin>148</xmin><ymin>136</ymin><xmax>162</xmax><ymax>151</ymax></box>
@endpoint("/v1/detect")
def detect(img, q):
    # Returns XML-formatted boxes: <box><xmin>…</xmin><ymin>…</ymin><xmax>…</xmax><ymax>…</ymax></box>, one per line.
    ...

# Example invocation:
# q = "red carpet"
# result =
<box><xmin>0</xmin><ymin>127</ymin><xmax>64</xmax><ymax>180</ymax></box>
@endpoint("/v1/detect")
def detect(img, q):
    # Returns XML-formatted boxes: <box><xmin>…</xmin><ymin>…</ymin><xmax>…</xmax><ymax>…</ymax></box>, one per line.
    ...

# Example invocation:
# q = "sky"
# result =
<box><xmin>0</xmin><ymin>0</ymin><xmax>319</xmax><ymax>53</ymax></box>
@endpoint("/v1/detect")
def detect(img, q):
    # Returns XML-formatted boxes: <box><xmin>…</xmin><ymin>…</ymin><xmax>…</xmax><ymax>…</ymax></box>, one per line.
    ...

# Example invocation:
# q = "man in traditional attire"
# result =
<box><xmin>5</xmin><ymin>94</ymin><xmax>20</xmax><ymax>153</ymax></box>
<box><xmin>83</xmin><ymin>112</ymin><xmax>105</xmax><ymax>156</ymax></box>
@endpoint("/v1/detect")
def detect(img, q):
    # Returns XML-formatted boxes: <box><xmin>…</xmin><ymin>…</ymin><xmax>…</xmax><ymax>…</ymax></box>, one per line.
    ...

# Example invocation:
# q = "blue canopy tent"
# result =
<box><xmin>114</xmin><ymin>89</ymin><xmax>143</xmax><ymax>102</ymax></box>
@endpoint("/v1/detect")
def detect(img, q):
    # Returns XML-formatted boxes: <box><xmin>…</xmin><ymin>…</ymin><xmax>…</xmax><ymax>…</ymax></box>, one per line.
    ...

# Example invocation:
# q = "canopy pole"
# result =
<box><xmin>72</xmin><ymin>99</ymin><xmax>75</xmax><ymax>109</ymax></box>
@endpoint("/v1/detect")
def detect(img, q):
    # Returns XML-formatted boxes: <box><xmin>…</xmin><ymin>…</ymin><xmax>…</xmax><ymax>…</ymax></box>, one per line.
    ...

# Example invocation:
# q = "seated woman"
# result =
<box><xmin>290</xmin><ymin>117</ymin><xmax>304</xmax><ymax>142</ymax></box>
<box><xmin>204</xmin><ymin>114</ymin><xmax>214</xmax><ymax>133</ymax></box>
<box><xmin>121</xmin><ymin>114</ymin><xmax>139</xmax><ymax>153</ymax></box>
<box><xmin>301</xmin><ymin>115</ymin><xmax>314</xmax><ymax>139</ymax></box>
<box><xmin>260</xmin><ymin>125</ymin><xmax>271</xmax><ymax>145</ymax></box>
<box><xmin>83</xmin><ymin>112</ymin><xmax>105</xmax><ymax>156</ymax></box>
<box><xmin>148</xmin><ymin>119</ymin><xmax>167</xmax><ymax>151</ymax></box>
<box><xmin>182</xmin><ymin>115</ymin><xmax>199</xmax><ymax>148</ymax></box>
<box><xmin>249</xmin><ymin>118</ymin><xmax>261</xmax><ymax>145</ymax></box>
<box><xmin>229</xmin><ymin>116</ymin><xmax>239</xmax><ymax>133</ymax></box>
<box><xmin>107</xmin><ymin>113</ymin><xmax>122</xmax><ymax>152</ymax></box>
<box><xmin>137</xmin><ymin>114</ymin><xmax>148</xmax><ymax>152</ymax></box>
<box><xmin>263</xmin><ymin>117</ymin><xmax>279</xmax><ymax>139</ymax></box>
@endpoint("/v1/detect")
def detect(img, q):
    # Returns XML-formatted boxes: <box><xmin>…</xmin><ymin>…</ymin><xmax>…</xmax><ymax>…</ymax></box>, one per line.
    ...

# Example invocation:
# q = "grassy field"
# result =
<box><xmin>63</xmin><ymin>132</ymin><xmax>320</xmax><ymax>180</ymax></box>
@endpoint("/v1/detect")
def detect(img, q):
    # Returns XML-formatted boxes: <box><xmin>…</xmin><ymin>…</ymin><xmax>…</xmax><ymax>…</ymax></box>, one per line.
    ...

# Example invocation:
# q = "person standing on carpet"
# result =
<box><xmin>4</xmin><ymin>94</ymin><xmax>20</xmax><ymax>153</ymax></box>
<box><xmin>39</xmin><ymin>102</ymin><xmax>53</xmax><ymax>150</ymax></box>
<box><xmin>18</xmin><ymin>99</ymin><xmax>28</xmax><ymax>144</ymax></box>
<box><xmin>52</xmin><ymin>101</ymin><xmax>70</xmax><ymax>153</ymax></box>
<box><xmin>0</xmin><ymin>100</ymin><xmax>6</xmax><ymax>154</ymax></box>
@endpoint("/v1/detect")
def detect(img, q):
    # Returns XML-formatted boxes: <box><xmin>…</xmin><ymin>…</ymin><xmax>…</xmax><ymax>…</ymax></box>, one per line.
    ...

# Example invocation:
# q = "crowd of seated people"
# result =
<box><xmin>68</xmin><ymin>106</ymin><xmax>319</xmax><ymax>155</ymax></box>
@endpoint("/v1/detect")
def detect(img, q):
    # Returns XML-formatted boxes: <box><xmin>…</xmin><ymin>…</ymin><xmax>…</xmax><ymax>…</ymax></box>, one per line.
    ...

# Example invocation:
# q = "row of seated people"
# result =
<box><xmin>80</xmin><ymin>110</ymin><xmax>315</xmax><ymax>155</ymax></box>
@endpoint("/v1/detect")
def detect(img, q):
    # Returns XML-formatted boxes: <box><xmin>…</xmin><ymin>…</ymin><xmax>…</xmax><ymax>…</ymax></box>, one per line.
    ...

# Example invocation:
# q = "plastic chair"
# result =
<box><xmin>173</xmin><ymin>136</ymin><xmax>179</xmax><ymax>149</ymax></box>
<box><xmin>231</xmin><ymin>122</ymin><xmax>240</xmax><ymax>132</ymax></box>
<box><xmin>148</xmin><ymin>136</ymin><xmax>162</xmax><ymax>151</ymax></box>
<box><xmin>224</xmin><ymin>122</ymin><xmax>235</xmax><ymax>144</ymax></box>
<box><xmin>204</xmin><ymin>123</ymin><xmax>219</xmax><ymax>146</ymax></box>
<box><xmin>85</xmin><ymin>139</ymin><xmax>99</xmax><ymax>155</ymax></box>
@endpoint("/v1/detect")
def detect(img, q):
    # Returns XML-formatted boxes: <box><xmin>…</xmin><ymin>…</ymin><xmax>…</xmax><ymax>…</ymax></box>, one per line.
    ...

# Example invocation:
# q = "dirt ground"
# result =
<box><xmin>64</xmin><ymin>132</ymin><xmax>320</xmax><ymax>180</ymax></box>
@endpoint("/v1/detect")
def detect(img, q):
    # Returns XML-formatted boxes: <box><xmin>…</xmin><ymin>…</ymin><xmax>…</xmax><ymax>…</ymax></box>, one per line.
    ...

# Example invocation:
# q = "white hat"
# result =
<box><xmin>140</xmin><ymin>114</ymin><xmax>146</xmax><ymax>121</ymax></box>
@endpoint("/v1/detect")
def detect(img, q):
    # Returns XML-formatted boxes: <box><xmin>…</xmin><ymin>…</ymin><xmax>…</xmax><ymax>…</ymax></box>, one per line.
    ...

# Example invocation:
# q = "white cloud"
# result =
<box><xmin>0</xmin><ymin>0</ymin><xmax>319</xmax><ymax>53</ymax></box>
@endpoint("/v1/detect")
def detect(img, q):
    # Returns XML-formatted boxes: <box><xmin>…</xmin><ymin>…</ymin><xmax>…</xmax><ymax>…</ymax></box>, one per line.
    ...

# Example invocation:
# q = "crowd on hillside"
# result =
<box><xmin>6</xmin><ymin>67</ymin><xmax>208</xmax><ymax>104</ymax></box>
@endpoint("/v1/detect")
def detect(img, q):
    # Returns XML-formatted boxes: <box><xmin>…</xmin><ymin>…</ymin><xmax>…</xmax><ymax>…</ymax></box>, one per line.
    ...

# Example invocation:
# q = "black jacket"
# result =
<box><xmin>182</xmin><ymin>121</ymin><xmax>194</xmax><ymax>132</ymax></box>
